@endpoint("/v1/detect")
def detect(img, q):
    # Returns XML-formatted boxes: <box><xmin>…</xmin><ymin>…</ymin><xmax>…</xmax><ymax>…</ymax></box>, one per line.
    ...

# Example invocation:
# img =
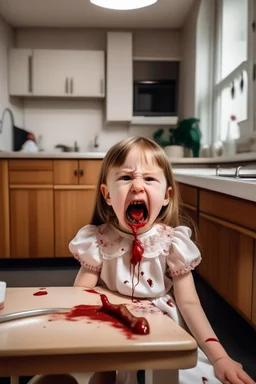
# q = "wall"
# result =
<box><xmin>16</xmin><ymin>28</ymin><xmax>181</xmax><ymax>152</ymax></box>
<box><xmin>0</xmin><ymin>16</ymin><xmax>23</xmax><ymax>151</ymax></box>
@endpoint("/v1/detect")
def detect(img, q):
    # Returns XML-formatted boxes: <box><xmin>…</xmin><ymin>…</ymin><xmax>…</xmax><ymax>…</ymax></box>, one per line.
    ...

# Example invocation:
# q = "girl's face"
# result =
<box><xmin>101</xmin><ymin>147</ymin><xmax>172</xmax><ymax>234</ymax></box>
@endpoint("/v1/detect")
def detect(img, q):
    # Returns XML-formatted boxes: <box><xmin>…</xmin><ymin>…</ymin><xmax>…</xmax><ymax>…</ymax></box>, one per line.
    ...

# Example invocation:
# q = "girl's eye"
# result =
<box><xmin>119</xmin><ymin>175</ymin><xmax>131</xmax><ymax>181</ymax></box>
<box><xmin>145</xmin><ymin>177</ymin><xmax>155</xmax><ymax>182</ymax></box>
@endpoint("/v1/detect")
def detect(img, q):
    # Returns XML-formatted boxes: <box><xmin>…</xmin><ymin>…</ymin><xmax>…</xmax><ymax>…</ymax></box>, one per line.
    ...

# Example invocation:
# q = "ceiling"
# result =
<box><xmin>0</xmin><ymin>0</ymin><xmax>196</xmax><ymax>29</ymax></box>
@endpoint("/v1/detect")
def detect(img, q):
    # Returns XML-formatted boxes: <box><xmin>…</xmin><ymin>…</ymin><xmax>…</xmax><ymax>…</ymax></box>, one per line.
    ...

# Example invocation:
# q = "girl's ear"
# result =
<box><xmin>100</xmin><ymin>184</ymin><xmax>112</xmax><ymax>205</ymax></box>
<box><xmin>163</xmin><ymin>186</ymin><xmax>172</xmax><ymax>206</ymax></box>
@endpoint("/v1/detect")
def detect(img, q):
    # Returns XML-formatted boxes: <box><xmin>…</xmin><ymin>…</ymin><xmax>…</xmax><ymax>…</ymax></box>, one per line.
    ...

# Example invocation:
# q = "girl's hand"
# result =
<box><xmin>214</xmin><ymin>356</ymin><xmax>255</xmax><ymax>384</ymax></box>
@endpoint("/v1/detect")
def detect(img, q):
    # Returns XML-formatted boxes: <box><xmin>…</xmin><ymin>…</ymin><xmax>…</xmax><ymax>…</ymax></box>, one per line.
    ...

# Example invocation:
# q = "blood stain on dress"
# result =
<box><xmin>166</xmin><ymin>299</ymin><xmax>175</xmax><ymax>307</ymax></box>
<box><xmin>140</xmin><ymin>271</ymin><xmax>144</xmax><ymax>276</ymax></box>
<box><xmin>205</xmin><ymin>338</ymin><xmax>219</xmax><ymax>343</ymax></box>
<box><xmin>202</xmin><ymin>377</ymin><xmax>208</xmax><ymax>383</ymax></box>
<box><xmin>147</xmin><ymin>278</ymin><xmax>153</xmax><ymax>288</ymax></box>
<box><xmin>123</xmin><ymin>280</ymin><xmax>129</xmax><ymax>284</ymax></box>
<box><xmin>33</xmin><ymin>290</ymin><xmax>48</xmax><ymax>296</ymax></box>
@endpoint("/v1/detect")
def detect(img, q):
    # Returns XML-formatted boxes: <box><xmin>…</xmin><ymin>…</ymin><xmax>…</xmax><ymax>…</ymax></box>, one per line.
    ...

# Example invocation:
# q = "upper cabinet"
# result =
<box><xmin>9</xmin><ymin>49</ymin><xmax>33</xmax><ymax>96</ymax></box>
<box><xmin>106</xmin><ymin>32</ymin><xmax>133</xmax><ymax>122</ymax></box>
<box><xmin>8</xmin><ymin>49</ymin><xmax>105</xmax><ymax>98</ymax></box>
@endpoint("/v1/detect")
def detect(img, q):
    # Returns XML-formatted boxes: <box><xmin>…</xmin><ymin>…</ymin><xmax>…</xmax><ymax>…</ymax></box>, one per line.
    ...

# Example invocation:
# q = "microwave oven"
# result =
<box><xmin>133</xmin><ymin>80</ymin><xmax>177</xmax><ymax>117</ymax></box>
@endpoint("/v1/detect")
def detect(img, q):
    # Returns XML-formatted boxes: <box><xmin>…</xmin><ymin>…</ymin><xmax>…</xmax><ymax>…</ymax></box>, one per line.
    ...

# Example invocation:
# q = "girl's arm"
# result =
<box><xmin>173</xmin><ymin>272</ymin><xmax>255</xmax><ymax>384</ymax></box>
<box><xmin>73</xmin><ymin>266</ymin><xmax>99</xmax><ymax>288</ymax></box>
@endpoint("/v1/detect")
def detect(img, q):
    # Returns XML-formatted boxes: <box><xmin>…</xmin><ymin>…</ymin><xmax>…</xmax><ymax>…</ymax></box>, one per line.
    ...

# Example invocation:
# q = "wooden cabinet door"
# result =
<box><xmin>9</xmin><ymin>49</ymin><xmax>33</xmax><ymax>96</ymax></box>
<box><xmin>106</xmin><ymin>32</ymin><xmax>132</xmax><ymax>122</ymax></box>
<box><xmin>0</xmin><ymin>161</ymin><xmax>10</xmax><ymax>258</ymax></box>
<box><xmin>198</xmin><ymin>214</ymin><xmax>254</xmax><ymax>320</ymax></box>
<box><xmin>55</xmin><ymin>190</ymin><xmax>96</xmax><ymax>257</ymax></box>
<box><xmin>10</xmin><ymin>189</ymin><xmax>54</xmax><ymax>258</ymax></box>
<box><xmin>54</xmin><ymin>160</ymin><xmax>79</xmax><ymax>185</ymax></box>
<box><xmin>252</xmin><ymin>241</ymin><xmax>256</xmax><ymax>326</ymax></box>
<box><xmin>78</xmin><ymin>160</ymin><xmax>102</xmax><ymax>185</ymax></box>
<box><xmin>33</xmin><ymin>50</ymin><xmax>72</xmax><ymax>96</ymax></box>
<box><xmin>71</xmin><ymin>51</ymin><xmax>105</xmax><ymax>97</ymax></box>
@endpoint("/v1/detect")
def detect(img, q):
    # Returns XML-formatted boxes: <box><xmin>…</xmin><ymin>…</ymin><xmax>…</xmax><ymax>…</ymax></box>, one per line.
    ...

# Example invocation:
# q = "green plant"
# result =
<box><xmin>153</xmin><ymin>118</ymin><xmax>201</xmax><ymax>157</ymax></box>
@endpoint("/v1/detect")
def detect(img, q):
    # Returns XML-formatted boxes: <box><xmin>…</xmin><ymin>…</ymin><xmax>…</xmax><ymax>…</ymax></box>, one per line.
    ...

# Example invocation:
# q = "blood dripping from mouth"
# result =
<box><xmin>129</xmin><ymin>223</ymin><xmax>145</xmax><ymax>301</ymax></box>
<box><xmin>129</xmin><ymin>205</ymin><xmax>144</xmax><ymax>222</ymax></box>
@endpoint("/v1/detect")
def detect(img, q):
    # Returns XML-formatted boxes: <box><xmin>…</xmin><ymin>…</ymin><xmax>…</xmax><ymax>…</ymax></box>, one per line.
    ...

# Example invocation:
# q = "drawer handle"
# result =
<box><xmin>79</xmin><ymin>169</ymin><xmax>84</xmax><ymax>177</ymax></box>
<box><xmin>74</xmin><ymin>169</ymin><xmax>78</xmax><ymax>176</ymax></box>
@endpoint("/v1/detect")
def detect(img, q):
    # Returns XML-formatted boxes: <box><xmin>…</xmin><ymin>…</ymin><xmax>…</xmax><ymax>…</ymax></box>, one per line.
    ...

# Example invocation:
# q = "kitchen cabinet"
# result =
<box><xmin>178</xmin><ymin>183</ymin><xmax>256</xmax><ymax>326</ymax></box>
<box><xmin>0</xmin><ymin>161</ymin><xmax>10</xmax><ymax>258</ymax></box>
<box><xmin>8</xmin><ymin>49</ymin><xmax>105</xmax><ymax>98</ymax></box>
<box><xmin>33</xmin><ymin>50</ymin><xmax>105</xmax><ymax>97</ymax></box>
<box><xmin>106</xmin><ymin>32</ymin><xmax>133</xmax><ymax>122</ymax></box>
<box><xmin>53</xmin><ymin>160</ymin><xmax>102</xmax><ymax>257</ymax></box>
<box><xmin>8</xmin><ymin>160</ymin><xmax>54</xmax><ymax>258</ymax></box>
<box><xmin>8</xmin><ymin>49</ymin><xmax>33</xmax><ymax>96</ymax></box>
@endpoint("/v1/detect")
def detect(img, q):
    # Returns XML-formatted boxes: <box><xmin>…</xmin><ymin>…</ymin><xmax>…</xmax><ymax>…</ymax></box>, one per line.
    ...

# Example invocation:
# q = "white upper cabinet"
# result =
<box><xmin>9</xmin><ymin>49</ymin><xmax>33</xmax><ymax>96</ymax></box>
<box><xmin>106</xmin><ymin>32</ymin><xmax>133</xmax><ymax>122</ymax></box>
<box><xmin>8</xmin><ymin>49</ymin><xmax>105</xmax><ymax>98</ymax></box>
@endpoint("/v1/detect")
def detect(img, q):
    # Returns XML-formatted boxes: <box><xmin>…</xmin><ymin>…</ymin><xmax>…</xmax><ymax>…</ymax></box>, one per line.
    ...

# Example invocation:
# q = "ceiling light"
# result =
<box><xmin>90</xmin><ymin>0</ymin><xmax>158</xmax><ymax>11</ymax></box>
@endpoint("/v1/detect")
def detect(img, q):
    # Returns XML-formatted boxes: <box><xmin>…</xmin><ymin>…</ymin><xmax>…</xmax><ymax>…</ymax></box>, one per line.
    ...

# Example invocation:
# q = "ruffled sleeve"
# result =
<box><xmin>69</xmin><ymin>225</ymin><xmax>102</xmax><ymax>272</ymax></box>
<box><xmin>167</xmin><ymin>226</ymin><xmax>201</xmax><ymax>277</ymax></box>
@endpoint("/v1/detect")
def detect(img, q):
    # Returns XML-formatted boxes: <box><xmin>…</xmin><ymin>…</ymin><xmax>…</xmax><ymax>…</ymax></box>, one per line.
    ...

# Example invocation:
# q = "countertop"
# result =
<box><xmin>0</xmin><ymin>150</ymin><xmax>256</xmax><ymax>164</ymax></box>
<box><xmin>174</xmin><ymin>168</ymin><xmax>256</xmax><ymax>202</ymax></box>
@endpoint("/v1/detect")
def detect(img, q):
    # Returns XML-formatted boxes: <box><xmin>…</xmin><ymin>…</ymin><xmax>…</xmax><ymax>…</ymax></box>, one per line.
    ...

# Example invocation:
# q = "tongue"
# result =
<box><xmin>129</xmin><ymin>205</ymin><xmax>144</xmax><ymax>221</ymax></box>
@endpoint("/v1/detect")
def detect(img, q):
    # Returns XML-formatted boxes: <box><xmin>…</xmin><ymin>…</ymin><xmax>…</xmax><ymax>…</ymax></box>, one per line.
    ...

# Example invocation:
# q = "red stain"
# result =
<box><xmin>205</xmin><ymin>338</ymin><xmax>219</xmax><ymax>343</ymax></box>
<box><xmin>84</xmin><ymin>289</ymin><xmax>100</xmax><ymax>295</ymax></box>
<box><xmin>147</xmin><ymin>278</ymin><xmax>153</xmax><ymax>288</ymax></box>
<box><xmin>39</xmin><ymin>287</ymin><xmax>46</xmax><ymax>290</ymax></box>
<box><xmin>129</xmin><ymin>223</ymin><xmax>145</xmax><ymax>301</ymax></box>
<box><xmin>124</xmin><ymin>280</ymin><xmax>129</xmax><ymax>284</ymax></box>
<box><xmin>54</xmin><ymin>294</ymin><xmax>150</xmax><ymax>339</ymax></box>
<box><xmin>202</xmin><ymin>377</ymin><xmax>208</xmax><ymax>383</ymax></box>
<box><xmin>166</xmin><ymin>299</ymin><xmax>175</xmax><ymax>307</ymax></box>
<box><xmin>140</xmin><ymin>271</ymin><xmax>144</xmax><ymax>276</ymax></box>
<box><xmin>33</xmin><ymin>291</ymin><xmax>48</xmax><ymax>296</ymax></box>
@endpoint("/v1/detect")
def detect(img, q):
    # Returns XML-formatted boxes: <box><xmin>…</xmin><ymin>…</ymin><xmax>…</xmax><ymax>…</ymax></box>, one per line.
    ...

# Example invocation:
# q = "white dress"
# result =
<box><xmin>69</xmin><ymin>223</ymin><xmax>221</xmax><ymax>384</ymax></box>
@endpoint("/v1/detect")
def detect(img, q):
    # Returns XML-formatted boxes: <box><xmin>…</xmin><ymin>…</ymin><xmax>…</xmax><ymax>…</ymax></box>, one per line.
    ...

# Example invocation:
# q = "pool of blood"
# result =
<box><xmin>33</xmin><ymin>290</ymin><xmax>48</xmax><ymax>296</ymax></box>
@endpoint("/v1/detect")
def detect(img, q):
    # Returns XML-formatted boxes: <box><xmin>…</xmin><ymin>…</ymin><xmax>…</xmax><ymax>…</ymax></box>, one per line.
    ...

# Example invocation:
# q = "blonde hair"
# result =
<box><xmin>91</xmin><ymin>136</ymin><xmax>181</xmax><ymax>228</ymax></box>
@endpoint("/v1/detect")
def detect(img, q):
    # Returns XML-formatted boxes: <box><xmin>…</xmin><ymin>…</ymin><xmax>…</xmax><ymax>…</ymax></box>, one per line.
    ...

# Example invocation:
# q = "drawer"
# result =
<box><xmin>9</xmin><ymin>160</ymin><xmax>53</xmax><ymax>171</ymax></box>
<box><xmin>178</xmin><ymin>183</ymin><xmax>198</xmax><ymax>207</ymax></box>
<box><xmin>200</xmin><ymin>189</ymin><xmax>256</xmax><ymax>231</ymax></box>
<box><xmin>9</xmin><ymin>170</ymin><xmax>53</xmax><ymax>185</ymax></box>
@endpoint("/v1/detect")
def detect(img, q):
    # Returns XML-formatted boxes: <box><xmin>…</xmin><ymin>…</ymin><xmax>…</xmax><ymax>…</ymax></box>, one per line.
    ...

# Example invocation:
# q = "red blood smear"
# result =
<box><xmin>140</xmin><ymin>271</ymin><xmax>144</xmax><ymax>276</ymax></box>
<box><xmin>84</xmin><ymin>289</ymin><xmax>100</xmax><ymax>295</ymax></box>
<box><xmin>166</xmin><ymin>299</ymin><xmax>174</xmax><ymax>307</ymax></box>
<box><xmin>147</xmin><ymin>278</ymin><xmax>153</xmax><ymax>288</ymax></box>
<box><xmin>100</xmin><ymin>294</ymin><xmax>150</xmax><ymax>335</ymax></box>
<box><xmin>205</xmin><ymin>338</ymin><xmax>219</xmax><ymax>343</ymax></box>
<box><xmin>129</xmin><ymin>223</ymin><xmax>145</xmax><ymax>301</ymax></box>
<box><xmin>124</xmin><ymin>280</ymin><xmax>129</xmax><ymax>284</ymax></box>
<box><xmin>33</xmin><ymin>291</ymin><xmax>48</xmax><ymax>296</ymax></box>
<box><xmin>202</xmin><ymin>377</ymin><xmax>208</xmax><ymax>383</ymax></box>
<box><xmin>39</xmin><ymin>287</ymin><xmax>46</xmax><ymax>290</ymax></box>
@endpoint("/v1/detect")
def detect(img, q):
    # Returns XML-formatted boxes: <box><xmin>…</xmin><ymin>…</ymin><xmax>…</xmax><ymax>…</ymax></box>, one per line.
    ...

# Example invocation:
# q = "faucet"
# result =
<box><xmin>94</xmin><ymin>135</ymin><xmax>99</xmax><ymax>149</ymax></box>
<box><xmin>0</xmin><ymin>108</ymin><xmax>15</xmax><ymax>134</ymax></box>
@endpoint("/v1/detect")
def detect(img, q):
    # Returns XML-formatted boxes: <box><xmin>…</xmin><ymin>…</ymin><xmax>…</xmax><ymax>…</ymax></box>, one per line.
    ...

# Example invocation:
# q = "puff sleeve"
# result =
<box><xmin>167</xmin><ymin>226</ymin><xmax>201</xmax><ymax>277</ymax></box>
<box><xmin>69</xmin><ymin>225</ymin><xmax>102</xmax><ymax>272</ymax></box>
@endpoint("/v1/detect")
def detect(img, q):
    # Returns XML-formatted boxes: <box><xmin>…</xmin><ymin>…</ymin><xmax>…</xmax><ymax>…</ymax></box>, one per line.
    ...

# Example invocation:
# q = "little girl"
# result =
<box><xmin>69</xmin><ymin>136</ymin><xmax>254</xmax><ymax>384</ymax></box>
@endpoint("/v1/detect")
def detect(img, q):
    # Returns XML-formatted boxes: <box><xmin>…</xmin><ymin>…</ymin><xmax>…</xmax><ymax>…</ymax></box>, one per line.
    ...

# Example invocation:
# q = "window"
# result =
<box><xmin>213</xmin><ymin>0</ymin><xmax>255</xmax><ymax>143</ymax></box>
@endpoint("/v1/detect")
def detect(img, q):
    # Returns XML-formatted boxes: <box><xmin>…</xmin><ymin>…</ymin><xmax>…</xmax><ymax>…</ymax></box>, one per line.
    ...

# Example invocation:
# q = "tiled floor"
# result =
<box><xmin>1</xmin><ymin>273</ymin><xmax>256</xmax><ymax>383</ymax></box>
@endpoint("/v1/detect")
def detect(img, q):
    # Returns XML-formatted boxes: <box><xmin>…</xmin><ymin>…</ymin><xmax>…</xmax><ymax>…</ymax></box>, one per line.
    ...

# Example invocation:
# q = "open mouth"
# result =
<box><xmin>126</xmin><ymin>201</ymin><xmax>148</xmax><ymax>224</ymax></box>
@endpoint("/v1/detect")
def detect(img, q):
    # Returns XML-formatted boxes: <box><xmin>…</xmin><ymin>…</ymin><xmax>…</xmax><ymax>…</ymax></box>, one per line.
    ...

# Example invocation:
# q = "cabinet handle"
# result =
<box><xmin>65</xmin><ymin>78</ymin><xmax>68</xmax><ymax>94</ymax></box>
<box><xmin>74</xmin><ymin>169</ymin><xmax>78</xmax><ymax>176</ymax></box>
<box><xmin>100</xmin><ymin>79</ymin><xmax>104</xmax><ymax>95</ymax></box>
<box><xmin>28</xmin><ymin>56</ymin><xmax>33</xmax><ymax>93</ymax></box>
<box><xmin>79</xmin><ymin>169</ymin><xmax>84</xmax><ymax>177</ymax></box>
<box><xmin>70</xmin><ymin>78</ymin><xmax>74</xmax><ymax>94</ymax></box>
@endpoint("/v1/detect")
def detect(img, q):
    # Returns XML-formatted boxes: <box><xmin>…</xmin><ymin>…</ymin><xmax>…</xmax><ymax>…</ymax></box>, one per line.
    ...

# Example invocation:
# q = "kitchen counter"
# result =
<box><xmin>0</xmin><ymin>150</ymin><xmax>256</xmax><ymax>164</ymax></box>
<box><xmin>174</xmin><ymin>169</ymin><xmax>256</xmax><ymax>202</ymax></box>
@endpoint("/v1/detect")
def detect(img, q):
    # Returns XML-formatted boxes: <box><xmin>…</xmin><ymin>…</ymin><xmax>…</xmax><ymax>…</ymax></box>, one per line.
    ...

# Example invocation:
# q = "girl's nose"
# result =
<box><xmin>131</xmin><ymin>178</ymin><xmax>145</xmax><ymax>194</ymax></box>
